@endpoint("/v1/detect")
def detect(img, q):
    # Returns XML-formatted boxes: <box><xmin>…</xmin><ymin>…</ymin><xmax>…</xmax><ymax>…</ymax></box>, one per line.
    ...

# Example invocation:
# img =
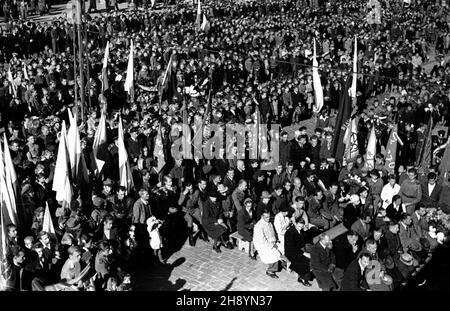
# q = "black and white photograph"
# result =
<box><xmin>0</xmin><ymin>0</ymin><xmax>450</xmax><ymax>296</ymax></box>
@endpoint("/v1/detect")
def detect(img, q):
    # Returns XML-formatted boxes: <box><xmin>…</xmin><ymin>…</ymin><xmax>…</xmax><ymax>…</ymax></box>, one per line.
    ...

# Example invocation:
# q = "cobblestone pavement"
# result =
<box><xmin>133</xmin><ymin>238</ymin><xmax>321</xmax><ymax>291</ymax></box>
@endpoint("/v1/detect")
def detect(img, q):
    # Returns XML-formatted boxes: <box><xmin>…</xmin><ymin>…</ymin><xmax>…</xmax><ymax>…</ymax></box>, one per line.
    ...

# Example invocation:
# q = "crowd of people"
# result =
<box><xmin>1</xmin><ymin>0</ymin><xmax>450</xmax><ymax>291</ymax></box>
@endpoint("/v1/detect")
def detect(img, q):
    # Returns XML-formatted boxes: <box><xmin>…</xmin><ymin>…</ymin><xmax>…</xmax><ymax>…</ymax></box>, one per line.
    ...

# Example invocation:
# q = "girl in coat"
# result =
<box><xmin>146</xmin><ymin>216</ymin><xmax>165</xmax><ymax>264</ymax></box>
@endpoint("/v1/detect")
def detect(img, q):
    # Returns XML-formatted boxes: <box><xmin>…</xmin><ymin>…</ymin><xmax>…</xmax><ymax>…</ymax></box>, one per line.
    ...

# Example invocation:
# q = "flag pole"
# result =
<box><xmin>76</xmin><ymin>0</ymin><xmax>85</xmax><ymax>124</ymax></box>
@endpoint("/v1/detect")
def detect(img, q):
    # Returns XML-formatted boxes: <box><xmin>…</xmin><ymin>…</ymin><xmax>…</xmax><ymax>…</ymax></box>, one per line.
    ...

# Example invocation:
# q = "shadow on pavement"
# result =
<box><xmin>133</xmin><ymin>257</ymin><xmax>188</xmax><ymax>291</ymax></box>
<box><xmin>220</xmin><ymin>277</ymin><xmax>237</xmax><ymax>291</ymax></box>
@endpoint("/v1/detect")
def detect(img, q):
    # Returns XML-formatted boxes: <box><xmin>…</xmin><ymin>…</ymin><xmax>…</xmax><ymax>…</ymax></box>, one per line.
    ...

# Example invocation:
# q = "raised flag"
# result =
<box><xmin>42</xmin><ymin>202</ymin><xmax>56</xmax><ymax>239</ymax></box>
<box><xmin>332</xmin><ymin>77</ymin><xmax>353</xmax><ymax>162</ymax></box>
<box><xmin>102</xmin><ymin>42</ymin><xmax>110</xmax><ymax>94</ymax></box>
<box><xmin>0</xmin><ymin>139</ymin><xmax>17</xmax><ymax>226</ymax></box>
<box><xmin>201</xmin><ymin>14</ymin><xmax>210</xmax><ymax>32</ymax></box>
<box><xmin>364</xmin><ymin>126</ymin><xmax>377</xmax><ymax>170</ymax></box>
<box><xmin>124</xmin><ymin>40</ymin><xmax>134</xmax><ymax>103</ymax></box>
<box><xmin>384</xmin><ymin>125</ymin><xmax>403</xmax><ymax>174</ymax></box>
<box><xmin>92</xmin><ymin>108</ymin><xmax>108</xmax><ymax>175</ymax></box>
<box><xmin>154</xmin><ymin>126</ymin><xmax>166</xmax><ymax>173</ymax></box>
<box><xmin>52</xmin><ymin>120</ymin><xmax>72</xmax><ymax>209</ymax></box>
<box><xmin>196</xmin><ymin>0</ymin><xmax>202</xmax><ymax>32</ymax></box>
<box><xmin>118</xmin><ymin>117</ymin><xmax>134</xmax><ymax>192</ymax></box>
<box><xmin>349</xmin><ymin>36</ymin><xmax>358</xmax><ymax>101</ymax></box>
<box><xmin>181</xmin><ymin>106</ymin><xmax>193</xmax><ymax>160</ymax></box>
<box><xmin>7</xmin><ymin>68</ymin><xmax>16</xmax><ymax>97</ymax></box>
<box><xmin>418</xmin><ymin>117</ymin><xmax>434</xmax><ymax>174</ymax></box>
<box><xmin>312</xmin><ymin>38</ymin><xmax>324</xmax><ymax>113</ymax></box>
<box><xmin>343</xmin><ymin>117</ymin><xmax>359</xmax><ymax>165</ymax></box>
<box><xmin>67</xmin><ymin>111</ymin><xmax>89</xmax><ymax>185</ymax></box>
<box><xmin>23</xmin><ymin>63</ymin><xmax>29</xmax><ymax>81</ymax></box>
<box><xmin>439</xmin><ymin>136</ymin><xmax>450</xmax><ymax>186</ymax></box>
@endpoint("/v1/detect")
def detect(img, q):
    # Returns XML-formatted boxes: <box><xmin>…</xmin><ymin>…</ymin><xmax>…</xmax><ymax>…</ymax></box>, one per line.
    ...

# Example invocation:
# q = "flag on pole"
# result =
<box><xmin>52</xmin><ymin>120</ymin><xmax>73</xmax><ymax>209</ymax></box>
<box><xmin>74</xmin><ymin>0</ymin><xmax>82</xmax><ymax>25</ymax></box>
<box><xmin>343</xmin><ymin>117</ymin><xmax>359</xmax><ymax>165</ymax></box>
<box><xmin>312</xmin><ymin>38</ymin><xmax>324</xmax><ymax>113</ymax></box>
<box><xmin>124</xmin><ymin>40</ymin><xmax>135</xmax><ymax>102</ymax></box>
<box><xmin>67</xmin><ymin>111</ymin><xmax>89</xmax><ymax>185</ymax></box>
<box><xmin>418</xmin><ymin>117</ymin><xmax>434</xmax><ymax>174</ymax></box>
<box><xmin>7</xmin><ymin>68</ymin><xmax>17</xmax><ymax>97</ymax></box>
<box><xmin>23</xmin><ymin>63</ymin><xmax>29</xmax><ymax>81</ymax></box>
<box><xmin>384</xmin><ymin>125</ymin><xmax>403</xmax><ymax>174</ymax></box>
<box><xmin>201</xmin><ymin>14</ymin><xmax>210</xmax><ymax>32</ymax></box>
<box><xmin>182</xmin><ymin>106</ymin><xmax>193</xmax><ymax>160</ymax></box>
<box><xmin>42</xmin><ymin>202</ymin><xmax>56</xmax><ymax>239</ymax></box>
<box><xmin>332</xmin><ymin>78</ymin><xmax>353</xmax><ymax>162</ymax></box>
<box><xmin>364</xmin><ymin>126</ymin><xmax>377</xmax><ymax>170</ymax></box>
<box><xmin>102</xmin><ymin>42</ymin><xmax>110</xmax><ymax>94</ymax></box>
<box><xmin>196</xmin><ymin>0</ymin><xmax>202</xmax><ymax>32</ymax></box>
<box><xmin>154</xmin><ymin>126</ymin><xmax>166</xmax><ymax>173</ymax></box>
<box><xmin>0</xmin><ymin>138</ymin><xmax>18</xmax><ymax>226</ymax></box>
<box><xmin>349</xmin><ymin>36</ymin><xmax>358</xmax><ymax>102</ymax></box>
<box><xmin>161</xmin><ymin>54</ymin><xmax>173</xmax><ymax>93</ymax></box>
<box><xmin>118</xmin><ymin>117</ymin><xmax>134</xmax><ymax>193</ymax></box>
<box><xmin>92</xmin><ymin>108</ymin><xmax>108</xmax><ymax>176</ymax></box>
<box><xmin>439</xmin><ymin>136</ymin><xmax>450</xmax><ymax>187</ymax></box>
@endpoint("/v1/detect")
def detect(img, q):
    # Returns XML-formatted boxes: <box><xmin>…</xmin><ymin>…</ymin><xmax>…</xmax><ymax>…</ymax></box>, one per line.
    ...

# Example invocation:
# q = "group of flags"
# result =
<box><xmin>0</xmin><ymin>134</ymin><xmax>20</xmax><ymax>265</ymax></box>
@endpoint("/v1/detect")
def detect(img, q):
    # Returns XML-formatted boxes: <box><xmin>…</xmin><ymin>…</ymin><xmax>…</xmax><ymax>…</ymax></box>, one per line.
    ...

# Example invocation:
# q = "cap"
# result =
<box><xmin>244</xmin><ymin>198</ymin><xmax>252</xmax><ymax>205</ymax></box>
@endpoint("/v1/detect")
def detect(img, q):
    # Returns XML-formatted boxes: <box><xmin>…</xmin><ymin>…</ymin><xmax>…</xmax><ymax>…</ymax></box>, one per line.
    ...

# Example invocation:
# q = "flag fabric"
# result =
<box><xmin>74</xmin><ymin>0</ymin><xmax>82</xmax><ymax>25</ymax></box>
<box><xmin>0</xmin><ymin>201</ymin><xmax>7</xmax><ymax>261</ymax></box>
<box><xmin>151</xmin><ymin>0</ymin><xmax>156</xmax><ymax>8</ymax></box>
<box><xmin>52</xmin><ymin>120</ymin><xmax>72</xmax><ymax>209</ymax></box>
<box><xmin>0</xmin><ymin>139</ymin><xmax>18</xmax><ymax>226</ymax></box>
<box><xmin>384</xmin><ymin>125</ymin><xmax>403</xmax><ymax>174</ymax></box>
<box><xmin>364</xmin><ymin>126</ymin><xmax>377</xmax><ymax>170</ymax></box>
<box><xmin>312</xmin><ymin>38</ymin><xmax>324</xmax><ymax>114</ymax></box>
<box><xmin>196</xmin><ymin>0</ymin><xmax>202</xmax><ymax>31</ymax></box>
<box><xmin>343</xmin><ymin>117</ymin><xmax>359</xmax><ymax>165</ymax></box>
<box><xmin>118</xmin><ymin>117</ymin><xmax>134</xmax><ymax>193</ymax></box>
<box><xmin>349</xmin><ymin>36</ymin><xmax>358</xmax><ymax>100</ymax></box>
<box><xmin>182</xmin><ymin>107</ymin><xmax>193</xmax><ymax>160</ymax></box>
<box><xmin>7</xmin><ymin>68</ymin><xmax>17</xmax><ymax>97</ymax></box>
<box><xmin>418</xmin><ymin>118</ymin><xmax>434</xmax><ymax>174</ymax></box>
<box><xmin>439</xmin><ymin>136</ymin><xmax>450</xmax><ymax>186</ymax></box>
<box><xmin>92</xmin><ymin>108</ymin><xmax>108</xmax><ymax>175</ymax></box>
<box><xmin>42</xmin><ymin>202</ymin><xmax>56</xmax><ymax>238</ymax></box>
<box><xmin>102</xmin><ymin>41</ymin><xmax>110</xmax><ymax>94</ymax></box>
<box><xmin>161</xmin><ymin>54</ymin><xmax>173</xmax><ymax>94</ymax></box>
<box><xmin>67</xmin><ymin>111</ymin><xmax>89</xmax><ymax>185</ymax></box>
<box><xmin>332</xmin><ymin>77</ymin><xmax>353</xmax><ymax>162</ymax></box>
<box><xmin>201</xmin><ymin>14</ymin><xmax>210</xmax><ymax>32</ymax></box>
<box><xmin>154</xmin><ymin>126</ymin><xmax>166</xmax><ymax>173</ymax></box>
<box><xmin>124</xmin><ymin>40</ymin><xmax>134</xmax><ymax>102</ymax></box>
<box><xmin>23</xmin><ymin>63</ymin><xmax>29</xmax><ymax>81</ymax></box>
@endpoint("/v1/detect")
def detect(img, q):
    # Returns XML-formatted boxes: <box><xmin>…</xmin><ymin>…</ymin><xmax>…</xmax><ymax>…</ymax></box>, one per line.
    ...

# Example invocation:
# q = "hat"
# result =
<box><xmin>244</xmin><ymin>198</ymin><xmax>253</xmax><ymax>205</ymax></box>
<box><xmin>261</xmin><ymin>191</ymin><xmax>272</xmax><ymax>199</ymax></box>
<box><xmin>408</xmin><ymin>241</ymin><xmax>422</xmax><ymax>252</ymax></box>
<box><xmin>103</xmin><ymin>178</ymin><xmax>113</xmax><ymax>186</ymax></box>
<box><xmin>400</xmin><ymin>253</ymin><xmax>414</xmax><ymax>266</ymax></box>
<box><xmin>92</xmin><ymin>196</ymin><xmax>105</xmax><ymax>207</ymax></box>
<box><xmin>384</xmin><ymin>256</ymin><xmax>395</xmax><ymax>269</ymax></box>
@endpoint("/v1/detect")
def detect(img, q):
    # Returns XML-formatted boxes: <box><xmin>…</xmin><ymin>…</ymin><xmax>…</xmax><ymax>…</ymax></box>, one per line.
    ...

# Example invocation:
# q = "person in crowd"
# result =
<box><xmin>310</xmin><ymin>234</ymin><xmax>339</xmax><ymax>291</ymax></box>
<box><xmin>253</xmin><ymin>209</ymin><xmax>282</xmax><ymax>279</ymax></box>
<box><xmin>340</xmin><ymin>252</ymin><xmax>372</xmax><ymax>291</ymax></box>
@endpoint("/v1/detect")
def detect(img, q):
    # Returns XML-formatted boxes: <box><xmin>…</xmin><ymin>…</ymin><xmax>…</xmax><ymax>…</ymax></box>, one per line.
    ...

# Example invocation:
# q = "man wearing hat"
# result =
<box><xmin>202</xmin><ymin>189</ymin><xmax>233</xmax><ymax>253</ymax></box>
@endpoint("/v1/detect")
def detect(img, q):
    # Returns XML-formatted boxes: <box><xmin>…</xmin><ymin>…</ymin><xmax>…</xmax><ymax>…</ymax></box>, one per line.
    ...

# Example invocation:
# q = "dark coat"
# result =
<box><xmin>310</xmin><ymin>241</ymin><xmax>336</xmax><ymax>290</ymax></box>
<box><xmin>333</xmin><ymin>234</ymin><xmax>360</xmax><ymax>270</ymax></box>
<box><xmin>284</xmin><ymin>226</ymin><xmax>310</xmax><ymax>276</ymax></box>
<box><xmin>420</xmin><ymin>182</ymin><xmax>442</xmax><ymax>208</ymax></box>
<box><xmin>202</xmin><ymin>198</ymin><xmax>227</xmax><ymax>239</ymax></box>
<box><xmin>237</xmin><ymin>208</ymin><xmax>255</xmax><ymax>242</ymax></box>
<box><xmin>341</xmin><ymin>259</ymin><xmax>369</xmax><ymax>291</ymax></box>
<box><xmin>386</xmin><ymin>203</ymin><xmax>403</xmax><ymax>223</ymax></box>
<box><xmin>343</xmin><ymin>203</ymin><xmax>360</xmax><ymax>230</ymax></box>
